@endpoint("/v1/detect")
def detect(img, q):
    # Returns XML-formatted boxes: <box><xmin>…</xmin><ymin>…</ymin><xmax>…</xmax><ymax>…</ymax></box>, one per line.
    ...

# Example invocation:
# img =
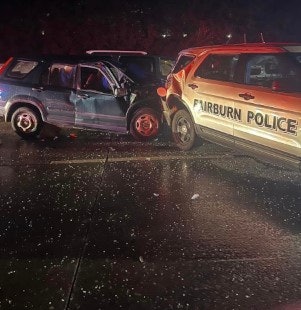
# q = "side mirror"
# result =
<box><xmin>114</xmin><ymin>87</ymin><xmax>127</xmax><ymax>97</ymax></box>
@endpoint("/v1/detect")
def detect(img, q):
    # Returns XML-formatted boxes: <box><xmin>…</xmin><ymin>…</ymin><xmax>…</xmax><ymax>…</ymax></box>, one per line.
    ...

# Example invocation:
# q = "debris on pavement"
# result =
<box><xmin>69</xmin><ymin>133</ymin><xmax>77</xmax><ymax>139</ymax></box>
<box><xmin>191</xmin><ymin>193</ymin><xmax>200</xmax><ymax>200</ymax></box>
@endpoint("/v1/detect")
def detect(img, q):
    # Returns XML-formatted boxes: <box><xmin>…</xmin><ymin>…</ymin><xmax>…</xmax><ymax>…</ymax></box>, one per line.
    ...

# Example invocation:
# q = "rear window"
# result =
<box><xmin>7</xmin><ymin>60</ymin><xmax>38</xmax><ymax>78</ymax></box>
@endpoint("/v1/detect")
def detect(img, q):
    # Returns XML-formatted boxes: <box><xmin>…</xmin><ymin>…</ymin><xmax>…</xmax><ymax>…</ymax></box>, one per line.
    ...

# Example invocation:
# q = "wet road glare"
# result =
<box><xmin>0</xmin><ymin>121</ymin><xmax>301</xmax><ymax>309</ymax></box>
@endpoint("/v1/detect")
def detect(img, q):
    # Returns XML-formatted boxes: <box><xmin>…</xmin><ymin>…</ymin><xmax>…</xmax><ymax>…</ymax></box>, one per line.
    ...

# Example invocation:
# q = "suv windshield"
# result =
<box><xmin>172</xmin><ymin>55</ymin><xmax>195</xmax><ymax>74</ymax></box>
<box><xmin>102</xmin><ymin>61</ymin><xmax>134</xmax><ymax>84</ymax></box>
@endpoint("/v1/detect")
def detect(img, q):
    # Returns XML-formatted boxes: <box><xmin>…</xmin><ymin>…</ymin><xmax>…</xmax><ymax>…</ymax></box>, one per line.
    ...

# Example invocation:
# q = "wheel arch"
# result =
<box><xmin>6</xmin><ymin>101</ymin><xmax>45</xmax><ymax>123</ymax></box>
<box><xmin>166</xmin><ymin>94</ymin><xmax>195</xmax><ymax>123</ymax></box>
<box><xmin>126</xmin><ymin>100</ymin><xmax>162</xmax><ymax>131</ymax></box>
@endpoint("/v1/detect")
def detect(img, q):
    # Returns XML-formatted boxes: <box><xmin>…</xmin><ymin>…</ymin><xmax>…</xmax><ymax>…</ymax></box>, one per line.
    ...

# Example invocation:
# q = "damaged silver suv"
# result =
<box><xmin>0</xmin><ymin>56</ymin><xmax>163</xmax><ymax>140</ymax></box>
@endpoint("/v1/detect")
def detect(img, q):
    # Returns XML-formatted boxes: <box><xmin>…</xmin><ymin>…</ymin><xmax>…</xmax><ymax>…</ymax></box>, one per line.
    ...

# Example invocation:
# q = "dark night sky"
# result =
<box><xmin>1</xmin><ymin>0</ymin><xmax>301</xmax><ymax>58</ymax></box>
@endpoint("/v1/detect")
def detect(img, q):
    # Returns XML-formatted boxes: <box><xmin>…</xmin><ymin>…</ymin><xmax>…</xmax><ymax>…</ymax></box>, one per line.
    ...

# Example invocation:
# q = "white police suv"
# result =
<box><xmin>158</xmin><ymin>43</ymin><xmax>301</xmax><ymax>171</ymax></box>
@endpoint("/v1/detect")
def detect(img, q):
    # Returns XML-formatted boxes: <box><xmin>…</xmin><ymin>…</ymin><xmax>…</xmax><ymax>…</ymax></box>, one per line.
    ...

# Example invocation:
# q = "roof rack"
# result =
<box><xmin>86</xmin><ymin>50</ymin><xmax>148</xmax><ymax>55</ymax></box>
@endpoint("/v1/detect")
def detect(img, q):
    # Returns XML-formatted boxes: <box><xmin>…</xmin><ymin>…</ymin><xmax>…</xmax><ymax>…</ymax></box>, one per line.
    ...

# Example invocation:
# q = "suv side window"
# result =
<box><xmin>243</xmin><ymin>53</ymin><xmax>301</xmax><ymax>92</ymax></box>
<box><xmin>244</xmin><ymin>54</ymin><xmax>297</xmax><ymax>88</ymax></box>
<box><xmin>80</xmin><ymin>66</ymin><xmax>112</xmax><ymax>94</ymax></box>
<box><xmin>7</xmin><ymin>60</ymin><xmax>38</xmax><ymax>78</ymax></box>
<box><xmin>194</xmin><ymin>54</ymin><xmax>239</xmax><ymax>82</ymax></box>
<box><xmin>245</xmin><ymin>54</ymin><xmax>281</xmax><ymax>87</ymax></box>
<box><xmin>41</xmin><ymin>63</ymin><xmax>76</xmax><ymax>88</ymax></box>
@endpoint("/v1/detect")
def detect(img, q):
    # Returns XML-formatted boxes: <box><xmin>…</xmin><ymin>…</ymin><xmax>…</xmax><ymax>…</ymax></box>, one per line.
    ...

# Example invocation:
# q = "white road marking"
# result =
<box><xmin>50</xmin><ymin>154</ymin><xmax>233</xmax><ymax>165</ymax></box>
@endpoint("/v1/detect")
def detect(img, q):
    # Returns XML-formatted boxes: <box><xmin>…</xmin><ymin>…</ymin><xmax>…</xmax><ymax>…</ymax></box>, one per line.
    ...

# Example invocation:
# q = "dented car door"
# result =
<box><xmin>74</xmin><ymin>65</ymin><xmax>127</xmax><ymax>133</ymax></box>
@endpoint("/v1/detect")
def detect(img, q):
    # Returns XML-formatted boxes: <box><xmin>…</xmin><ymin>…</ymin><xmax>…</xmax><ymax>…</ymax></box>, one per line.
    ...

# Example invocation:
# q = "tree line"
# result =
<box><xmin>0</xmin><ymin>0</ymin><xmax>300</xmax><ymax>60</ymax></box>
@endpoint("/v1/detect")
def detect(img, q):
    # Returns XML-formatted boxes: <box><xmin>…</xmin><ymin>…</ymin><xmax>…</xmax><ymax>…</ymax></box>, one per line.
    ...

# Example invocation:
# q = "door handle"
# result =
<box><xmin>188</xmin><ymin>83</ymin><xmax>198</xmax><ymax>90</ymax></box>
<box><xmin>77</xmin><ymin>93</ymin><xmax>90</xmax><ymax>99</ymax></box>
<box><xmin>239</xmin><ymin>93</ymin><xmax>254</xmax><ymax>100</ymax></box>
<box><xmin>32</xmin><ymin>87</ymin><xmax>44</xmax><ymax>92</ymax></box>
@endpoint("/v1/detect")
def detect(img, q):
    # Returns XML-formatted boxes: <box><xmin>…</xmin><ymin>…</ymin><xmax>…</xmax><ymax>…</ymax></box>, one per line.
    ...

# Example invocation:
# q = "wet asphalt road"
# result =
<box><xmin>0</xmin><ymin>120</ymin><xmax>301</xmax><ymax>310</ymax></box>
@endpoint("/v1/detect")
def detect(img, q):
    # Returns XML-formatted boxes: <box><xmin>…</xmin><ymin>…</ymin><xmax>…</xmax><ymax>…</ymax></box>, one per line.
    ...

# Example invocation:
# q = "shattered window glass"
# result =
<box><xmin>7</xmin><ymin>60</ymin><xmax>38</xmax><ymax>78</ymax></box>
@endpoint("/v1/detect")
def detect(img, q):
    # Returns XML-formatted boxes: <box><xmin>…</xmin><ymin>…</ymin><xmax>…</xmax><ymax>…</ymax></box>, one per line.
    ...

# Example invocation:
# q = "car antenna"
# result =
<box><xmin>226</xmin><ymin>33</ymin><xmax>232</xmax><ymax>44</ymax></box>
<box><xmin>243</xmin><ymin>33</ymin><xmax>247</xmax><ymax>43</ymax></box>
<box><xmin>260</xmin><ymin>32</ymin><xmax>265</xmax><ymax>43</ymax></box>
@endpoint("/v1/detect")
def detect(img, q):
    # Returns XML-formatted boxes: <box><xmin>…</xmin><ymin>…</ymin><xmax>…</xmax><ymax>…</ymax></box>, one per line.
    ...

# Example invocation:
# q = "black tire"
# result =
<box><xmin>171</xmin><ymin>109</ymin><xmax>196</xmax><ymax>151</ymax></box>
<box><xmin>11</xmin><ymin>107</ymin><xmax>42</xmax><ymax>139</ymax></box>
<box><xmin>130</xmin><ymin>107</ymin><xmax>160</xmax><ymax>141</ymax></box>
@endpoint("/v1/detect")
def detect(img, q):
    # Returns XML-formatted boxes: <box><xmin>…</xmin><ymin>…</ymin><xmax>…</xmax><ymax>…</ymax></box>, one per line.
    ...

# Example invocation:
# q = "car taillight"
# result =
<box><xmin>271</xmin><ymin>80</ymin><xmax>281</xmax><ymax>92</ymax></box>
<box><xmin>0</xmin><ymin>57</ymin><xmax>13</xmax><ymax>75</ymax></box>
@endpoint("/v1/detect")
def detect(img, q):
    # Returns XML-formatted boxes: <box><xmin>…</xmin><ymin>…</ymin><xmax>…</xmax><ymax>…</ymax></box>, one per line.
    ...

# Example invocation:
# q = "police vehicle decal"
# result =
<box><xmin>194</xmin><ymin>99</ymin><xmax>298</xmax><ymax>135</ymax></box>
<box><xmin>246</xmin><ymin>111</ymin><xmax>298</xmax><ymax>135</ymax></box>
<box><xmin>194</xmin><ymin>99</ymin><xmax>241</xmax><ymax>121</ymax></box>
